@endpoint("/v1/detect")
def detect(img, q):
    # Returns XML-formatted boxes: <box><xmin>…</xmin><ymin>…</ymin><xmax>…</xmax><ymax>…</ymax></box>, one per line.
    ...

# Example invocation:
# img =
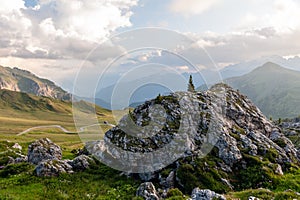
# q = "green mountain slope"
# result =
<box><xmin>0</xmin><ymin>89</ymin><xmax>71</xmax><ymax>113</ymax></box>
<box><xmin>0</xmin><ymin>65</ymin><xmax>70</xmax><ymax>100</ymax></box>
<box><xmin>226</xmin><ymin>62</ymin><xmax>300</xmax><ymax>119</ymax></box>
<box><xmin>0</xmin><ymin>89</ymin><xmax>113</xmax><ymax>135</ymax></box>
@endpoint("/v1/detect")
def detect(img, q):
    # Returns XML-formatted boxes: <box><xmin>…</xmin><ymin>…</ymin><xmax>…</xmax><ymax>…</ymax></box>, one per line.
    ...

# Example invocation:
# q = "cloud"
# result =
<box><xmin>28</xmin><ymin>0</ymin><xmax>138</xmax><ymax>42</ymax></box>
<box><xmin>0</xmin><ymin>0</ymin><xmax>138</xmax><ymax>90</ymax></box>
<box><xmin>170</xmin><ymin>0</ymin><xmax>220</xmax><ymax>16</ymax></box>
<box><xmin>236</xmin><ymin>0</ymin><xmax>300</xmax><ymax>33</ymax></box>
<box><xmin>0</xmin><ymin>0</ymin><xmax>138</xmax><ymax>61</ymax></box>
<box><xmin>183</xmin><ymin>27</ymin><xmax>300</xmax><ymax>67</ymax></box>
<box><xmin>0</xmin><ymin>0</ymin><xmax>25</xmax><ymax>13</ymax></box>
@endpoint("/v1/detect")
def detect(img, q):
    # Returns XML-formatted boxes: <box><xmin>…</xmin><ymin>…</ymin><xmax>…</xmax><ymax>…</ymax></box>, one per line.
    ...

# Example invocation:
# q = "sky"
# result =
<box><xmin>1</xmin><ymin>0</ymin><xmax>300</xmax><ymax>93</ymax></box>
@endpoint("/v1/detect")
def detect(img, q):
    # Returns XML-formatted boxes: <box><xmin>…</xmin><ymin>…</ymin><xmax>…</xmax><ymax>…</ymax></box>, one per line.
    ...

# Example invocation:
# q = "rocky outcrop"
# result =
<box><xmin>27</xmin><ymin>138</ymin><xmax>62</xmax><ymax>165</ymax></box>
<box><xmin>35</xmin><ymin>159</ymin><xmax>73</xmax><ymax>177</ymax></box>
<box><xmin>136</xmin><ymin>182</ymin><xmax>160</xmax><ymax>200</ymax></box>
<box><xmin>87</xmin><ymin>83</ymin><xmax>300</xmax><ymax>192</ymax></box>
<box><xmin>279</xmin><ymin>117</ymin><xmax>300</xmax><ymax>151</ymax></box>
<box><xmin>191</xmin><ymin>188</ymin><xmax>226</xmax><ymax>200</ymax></box>
<box><xmin>27</xmin><ymin>138</ymin><xmax>94</xmax><ymax>177</ymax></box>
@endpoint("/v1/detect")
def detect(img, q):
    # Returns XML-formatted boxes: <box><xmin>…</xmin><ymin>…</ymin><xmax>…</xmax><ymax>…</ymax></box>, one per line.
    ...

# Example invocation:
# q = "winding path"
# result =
<box><xmin>17</xmin><ymin>123</ymin><xmax>115</xmax><ymax>136</ymax></box>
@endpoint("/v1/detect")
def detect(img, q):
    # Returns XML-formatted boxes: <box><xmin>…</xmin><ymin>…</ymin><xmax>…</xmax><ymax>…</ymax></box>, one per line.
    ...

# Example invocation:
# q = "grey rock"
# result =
<box><xmin>68</xmin><ymin>155</ymin><xmax>94</xmax><ymax>171</ymax></box>
<box><xmin>14</xmin><ymin>155</ymin><xmax>28</xmax><ymax>163</ymax></box>
<box><xmin>136</xmin><ymin>182</ymin><xmax>160</xmax><ymax>200</ymax></box>
<box><xmin>274</xmin><ymin>164</ymin><xmax>284</xmax><ymax>175</ymax></box>
<box><xmin>35</xmin><ymin>159</ymin><xmax>73</xmax><ymax>177</ymax></box>
<box><xmin>159</xmin><ymin>171</ymin><xmax>175</xmax><ymax>190</ymax></box>
<box><xmin>101</xmin><ymin>84</ymin><xmax>299</xmax><ymax>168</ymax></box>
<box><xmin>248</xmin><ymin>196</ymin><xmax>260</xmax><ymax>200</ymax></box>
<box><xmin>191</xmin><ymin>188</ymin><xmax>226</xmax><ymax>200</ymax></box>
<box><xmin>28</xmin><ymin>138</ymin><xmax>62</xmax><ymax>165</ymax></box>
<box><xmin>221</xmin><ymin>178</ymin><xmax>233</xmax><ymax>190</ymax></box>
<box><xmin>87</xmin><ymin>84</ymin><xmax>300</xmax><ymax>190</ymax></box>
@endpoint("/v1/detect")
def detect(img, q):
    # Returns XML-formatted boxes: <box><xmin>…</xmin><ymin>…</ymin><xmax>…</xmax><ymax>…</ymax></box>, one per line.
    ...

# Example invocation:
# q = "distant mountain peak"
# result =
<box><xmin>0</xmin><ymin>65</ymin><xmax>71</xmax><ymax>101</ymax></box>
<box><xmin>254</xmin><ymin>62</ymin><xmax>283</xmax><ymax>71</ymax></box>
<box><xmin>226</xmin><ymin>62</ymin><xmax>300</xmax><ymax>118</ymax></box>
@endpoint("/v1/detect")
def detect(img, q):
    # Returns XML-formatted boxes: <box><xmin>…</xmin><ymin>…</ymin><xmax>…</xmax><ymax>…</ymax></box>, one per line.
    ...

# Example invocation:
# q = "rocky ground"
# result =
<box><xmin>1</xmin><ymin>138</ymin><xmax>95</xmax><ymax>177</ymax></box>
<box><xmin>279</xmin><ymin>117</ymin><xmax>300</xmax><ymax>151</ymax></box>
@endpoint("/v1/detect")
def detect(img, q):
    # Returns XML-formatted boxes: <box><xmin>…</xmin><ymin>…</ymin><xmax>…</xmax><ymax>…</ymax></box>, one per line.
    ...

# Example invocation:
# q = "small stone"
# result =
<box><xmin>12</xmin><ymin>143</ymin><xmax>22</xmax><ymax>151</ymax></box>
<box><xmin>274</xmin><ymin>164</ymin><xmax>284</xmax><ymax>175</ymax></box>
<box><xmin>248</xmin><ymin>196</ymin><xmax>260</xmax><ymax>200</ymax></box>
<box><xmin>191</xmin><ymin>188</ymin><xmax>226</xmax><ymax>200</ymax></box>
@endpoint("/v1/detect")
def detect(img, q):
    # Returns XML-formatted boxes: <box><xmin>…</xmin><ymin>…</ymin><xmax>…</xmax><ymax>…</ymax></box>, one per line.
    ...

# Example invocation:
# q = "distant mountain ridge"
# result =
<box><xmin>0</xmin><ymin>89</ymin><xmax>72</xmax><ymax>113</ymax></box>
<box><xmin>220</xmin><ymin>55</ymin><xmax>300</xmax><ymax>79</ymax></box>
<box><xmin>0</xmin><ymin>65</ymin><xmax>71</xmax><ymax>101</ymax></box>
<box><xmin>225</xmin><ymin>62</ymin><xmax>300</xmax><ymax>119</ymax></box>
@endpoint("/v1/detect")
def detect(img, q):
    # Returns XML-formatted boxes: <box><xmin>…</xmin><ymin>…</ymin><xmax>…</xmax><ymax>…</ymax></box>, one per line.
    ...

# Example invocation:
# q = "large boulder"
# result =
<box><xmin>87</xmin><ymin>84</ymin><xmax>300</xmax><ymax>192</ymax></box>
<box><xmin>35</xmin><ymin>159</ymin><xmax>73</xmax><ymax>177</ymax></box>
<box><xmin>27</xmin><ymin>138</ymin><xmax>62</xmax><ymax>165</ymax></box>
<box><xmin>136</xmin><ymin>182</ymin><xmax>160</xmax><ymax>200</ymax></box>
<box><xmin>191</xmin><ymin>188</ymin><xmax>226</xmax><ymax>200</ymax></box>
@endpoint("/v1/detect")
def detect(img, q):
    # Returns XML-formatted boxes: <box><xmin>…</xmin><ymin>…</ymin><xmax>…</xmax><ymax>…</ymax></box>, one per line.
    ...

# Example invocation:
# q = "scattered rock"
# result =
<box><xmin>14</xmin><ymin>155</ymin><xmax>28</xmax><ymax>163</ymax></box>
<box><xmin>191</xmin><ymin>188</ymin><xmax>226</xmax><ymax>200</ymax></box>
<box><xmin>12</xmin><ymin>143</ymin><xmax>22</xmax><ymax>151</ymax></box>
<box><xmin>68</xmin><ymin>155</ymin><xmax>94</xmax><ymax>171</ymax></box>
<box><xmin>136</xmin><ymin>182</ymin><xmax>160</xmax><ymax>200</ymax></box>
<box><xmin>248</xmin><ymin>196</ymin><xmax>260</xmax><ymax>200</ymax></box>
<box><xmin>35</xmin><ymin>159</ymin><xmax>73</xmax><ymax>177</ymax></box>
<box><xmin>221</xmin><ymin>178</ymin><xmax>234</xmax><ymax>190</ymax></box>
<box><xmin>274</xmin><ymin>164</ymin><xmax>284</xmax><ymax>175</ymax></box>
<box><xmin>27</xmin><ymin>138</ymin><xmax>62</xmax><ymax>165</ymax></box>
<box><xmin>159</xmin><ymin>170</ymin><xmax>175</xmax><ymax>190</ymax></box>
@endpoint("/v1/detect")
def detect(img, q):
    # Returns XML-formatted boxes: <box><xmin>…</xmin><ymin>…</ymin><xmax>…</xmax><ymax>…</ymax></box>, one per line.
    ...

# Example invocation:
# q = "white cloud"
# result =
<box><xmin>0</xmin><ymin>0</ymin><xmax>138</xmax><ymax>91</ymax></box>
<box><xmin>176</xmin><ymin>65</ymin><xmax>189</xmax><ymax>71</ymax></box>
<box><xmin>170</xmin><ymin>0</ymin><xmax>220</xmax><ymax>16</ymax></box>
<box><xmin>237</xmin><ymin>0</ymin><xmax>300</xmax><ymax>33</ymax></box>
<box><xmin>0</xmin><ymin>0</ymin><xmax>25</xmax><ymax>13</ymax></box>
<box><xmin>0</xmin><ymin>0</ymin><xmax>138</xmax><ymax>60</ymax></box>
<box><xmin>31</xmin><ymin>0</ymin><xmax>138</xmax><ymax>42</ymax></box>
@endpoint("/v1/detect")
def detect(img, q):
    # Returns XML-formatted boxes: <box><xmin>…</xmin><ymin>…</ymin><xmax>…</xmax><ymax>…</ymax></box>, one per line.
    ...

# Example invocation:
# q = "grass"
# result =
<box><xmin>0</xmin><ymin>161</ymin><xmax>141</xmax><ymax>200</ymax></box>
<box><xmin>227</xmin><ymin>188</ymin><xmax>300</xmax><ymax>200</ymax></box>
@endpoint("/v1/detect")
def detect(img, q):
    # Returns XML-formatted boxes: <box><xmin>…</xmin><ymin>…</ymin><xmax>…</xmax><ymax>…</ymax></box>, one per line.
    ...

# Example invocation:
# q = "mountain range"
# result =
<box><xmin>225</xmin><ymin>62</ymin><xmax>300</xmax><ymax>119</ymax></box>
<box><xmin>220</xmin><ymin>55</ymin><xmax>300</xmax><ymax>79</ymax></box>
<box><xmin>1</xmin><ymin>61</ymin><xmax>300</xmax><ymax>119</ymax></box>
<box><xmin>0</xmin><ymin>65</ymin><xmax>71</xmax><ymax>101</ymax></box>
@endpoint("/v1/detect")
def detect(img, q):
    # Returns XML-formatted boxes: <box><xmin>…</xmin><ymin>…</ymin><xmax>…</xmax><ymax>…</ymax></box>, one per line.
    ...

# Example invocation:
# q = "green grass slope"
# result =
<box><xmin>226</xmin><ymin>62</ymin><xmax>300</xmax><ymax>119</ymax></box>
<box><xmin>0</xmin><ymin>89</ymin><xmax>114</xmax><ymax>152</ymax></box>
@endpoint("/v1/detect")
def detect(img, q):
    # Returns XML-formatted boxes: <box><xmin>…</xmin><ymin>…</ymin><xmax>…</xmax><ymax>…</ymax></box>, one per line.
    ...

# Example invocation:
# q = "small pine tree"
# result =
<box><xmin>188</xmin><ymin>75</ymin><xmax>195</xmax><ymax>92</ymax></box>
